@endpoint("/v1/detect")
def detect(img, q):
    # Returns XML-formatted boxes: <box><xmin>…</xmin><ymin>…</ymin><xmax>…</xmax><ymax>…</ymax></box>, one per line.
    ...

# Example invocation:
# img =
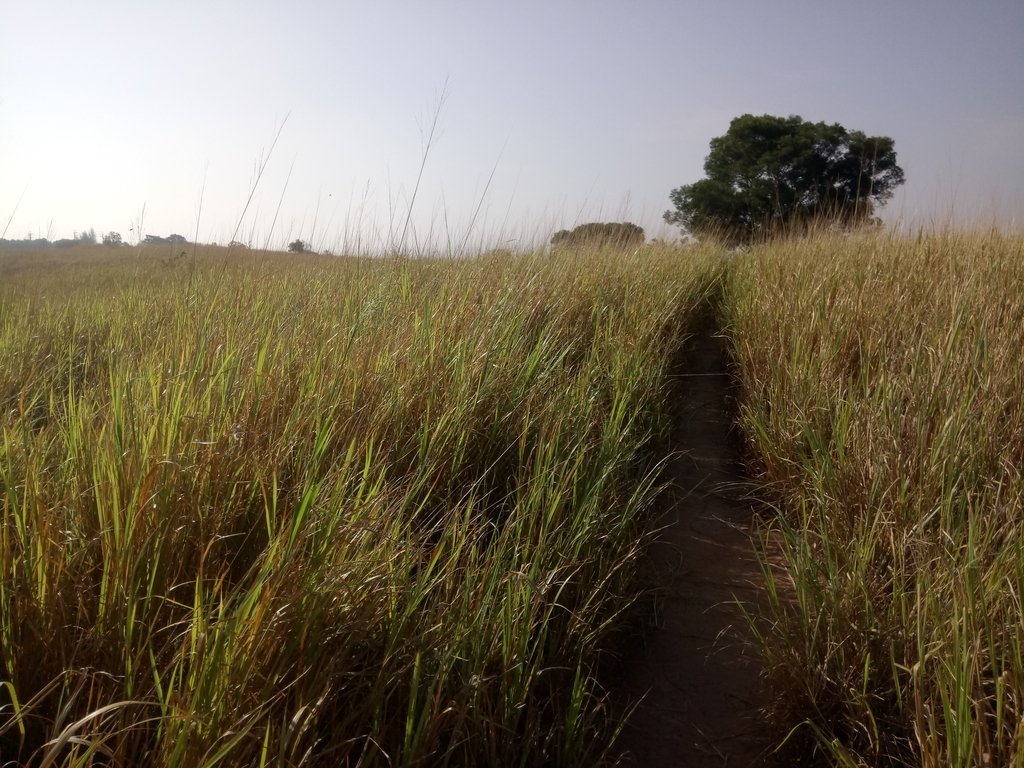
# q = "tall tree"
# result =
<box><xmin>665</xmin><ymin>114</ymin><xmax>905</xmax><ymax>243</ymax></box>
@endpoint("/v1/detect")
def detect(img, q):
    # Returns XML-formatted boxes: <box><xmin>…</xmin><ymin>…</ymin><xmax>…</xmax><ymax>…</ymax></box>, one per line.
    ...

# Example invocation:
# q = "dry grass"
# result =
<box><xmin>726</xmin><ymin>230</ymin><xmax>1024</xmax><ymax>766</ymax></box>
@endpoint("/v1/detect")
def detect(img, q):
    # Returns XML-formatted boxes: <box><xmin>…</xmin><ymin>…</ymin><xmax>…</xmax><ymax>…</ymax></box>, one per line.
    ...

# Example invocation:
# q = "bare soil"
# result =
<box><xmin>611</xmin><ymin>320</ymin><xmax>781</xmax><ymax>767</ymax></box>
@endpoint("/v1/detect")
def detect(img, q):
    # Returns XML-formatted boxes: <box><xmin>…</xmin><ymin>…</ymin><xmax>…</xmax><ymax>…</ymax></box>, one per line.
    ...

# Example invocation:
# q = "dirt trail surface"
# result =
<box><xmin>612</xmin><ymin>322</ymin><xmax>778</xmax><ymax>767</ymax></box>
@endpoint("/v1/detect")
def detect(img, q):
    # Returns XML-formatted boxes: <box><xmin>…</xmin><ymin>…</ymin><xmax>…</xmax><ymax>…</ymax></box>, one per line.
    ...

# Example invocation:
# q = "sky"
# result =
<box><xmin>1</xmin><ymin>0</ymin><xmax>1022</xmax><ymax>252</ymax></box>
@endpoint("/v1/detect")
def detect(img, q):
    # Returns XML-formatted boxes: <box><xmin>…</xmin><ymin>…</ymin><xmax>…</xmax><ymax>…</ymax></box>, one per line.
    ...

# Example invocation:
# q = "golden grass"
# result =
<box><xmin>726</xmin><ymin>230</ymin><xmax>1024</xmax><ymax>766</ymax></box>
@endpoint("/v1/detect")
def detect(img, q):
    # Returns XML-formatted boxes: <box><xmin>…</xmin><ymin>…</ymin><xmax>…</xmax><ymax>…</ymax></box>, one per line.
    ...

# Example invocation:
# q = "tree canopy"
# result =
<box><xmin>550</xmin><ymin>222</ymin><xmax>645</xmax><ymax>248</ymax></box>
<box><xmin>143</xmin><ymin>234</ymin><xmax>188</xmax><ymax>245</ymax></box>
<box><xmin>664</xmin><ymin>114</ymin><xmax>905</xmax><ymax>244</ymax></box>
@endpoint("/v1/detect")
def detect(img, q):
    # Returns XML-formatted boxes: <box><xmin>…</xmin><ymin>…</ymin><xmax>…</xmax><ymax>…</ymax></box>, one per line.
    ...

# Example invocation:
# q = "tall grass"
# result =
<box><xmin>726</xmin><ymin>230</ymin><xmax>1024</xmax><ymax>766</ymax></box>
<box><xmin>0</xmin><ymin>242</ymin><xmax>716</xmax><ymax>766</ymax></box>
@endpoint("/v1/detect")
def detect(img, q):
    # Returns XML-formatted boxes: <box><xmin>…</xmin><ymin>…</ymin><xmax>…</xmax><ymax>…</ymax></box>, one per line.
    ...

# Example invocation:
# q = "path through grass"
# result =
<box><xmin>612</xmin><ymin>296</ymin><xmax>781</xmax><ymax>766</ymax></box>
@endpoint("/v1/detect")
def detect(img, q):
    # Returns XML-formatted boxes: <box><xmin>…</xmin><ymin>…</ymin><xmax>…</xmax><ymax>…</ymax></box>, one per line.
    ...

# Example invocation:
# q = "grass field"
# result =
<box><xmin>0</xmin><ymin>242</ymin><xmax>717</xmax><ymax>766</ymax></box>
<box><xmin>3</xmin><ymin>229</ymin><xmax>1024</xmax><ymax>767</ymax></box>
<box><xmin>726</xmin><ymin>230</ymin><xmax>1024</xmax><ymax>766</ymax></box>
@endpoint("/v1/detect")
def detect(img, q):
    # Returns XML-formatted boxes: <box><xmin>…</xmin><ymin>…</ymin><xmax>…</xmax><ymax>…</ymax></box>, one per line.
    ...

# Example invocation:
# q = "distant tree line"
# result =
<box><xmin>0</xmin><ymin>229</ymin><xmax>104</xmax><ymax>250</ymax></box>
<box><xmin>550</xmin><ymin>222</ymin><xmax>645</xmax><ymax>248</ymax></box>
<box><xmin>0</xmin><ymin>231</ymin><xmax>195</xmax><ymax>250</ymax></box>
<box><xmin>143</xmin><ymin>234</ymin><xmax>188</xmax><ymax>245</ymax></box>
<box><xmin>0</xmin><ymin>237</ymin><xmax>56</xmax><ymax>251</ymax></box>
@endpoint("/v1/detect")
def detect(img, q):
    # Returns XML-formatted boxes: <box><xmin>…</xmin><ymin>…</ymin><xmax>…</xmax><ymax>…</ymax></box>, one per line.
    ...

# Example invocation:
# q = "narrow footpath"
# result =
<box><xmin>613</xmin><ymin>319</ymin><xmax>779</xmax><ymax>767</ymax></box>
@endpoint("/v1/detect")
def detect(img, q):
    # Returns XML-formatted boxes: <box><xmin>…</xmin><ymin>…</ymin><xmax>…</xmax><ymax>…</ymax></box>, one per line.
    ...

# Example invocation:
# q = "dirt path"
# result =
<box><xmin>612</xmin><ymin>320</ymin><xmax>778</xmax><ymax>766</ymax></box>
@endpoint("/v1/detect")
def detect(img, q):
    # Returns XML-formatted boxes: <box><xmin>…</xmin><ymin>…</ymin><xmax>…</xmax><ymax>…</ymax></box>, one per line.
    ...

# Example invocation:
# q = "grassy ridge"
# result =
<box><xmin>0</xmin><ymin>244</ymin><xmax>715</xmax><ymax>766</ymax></box>
<box><xmin>726</xmin><ymin>231</ymin><xmax>1024</xmax><ymax>766</ymax></box>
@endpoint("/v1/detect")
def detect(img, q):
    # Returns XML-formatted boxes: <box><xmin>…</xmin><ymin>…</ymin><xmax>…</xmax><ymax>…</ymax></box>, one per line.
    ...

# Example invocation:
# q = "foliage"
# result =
<box><xmin>551</xmin><ymin>222</ymin><xmax>645</xmax><ymax>249</ymax></box>
<box><xmin>0</xmin><ymin>238</ymin><xmax>52</xmax><ymax>251</ymax></box>
<box><xmin>288</xmin><ymin>238</ymin><xmax>306</xmax><ymax>253</ymax></box>
<box><xmin>102</xmin><ymin>231</ymin><xmax>123</xmax><ymax>246</ymax></box>
<box><xmin>143</xmin><ymin>234</ymin><xmax>188</xmax><ymax>245</ymax></box>
<box><xmin>666</xmin><ymin>114</ymin><xmax>905</xmax><ymax>244</ymax></box>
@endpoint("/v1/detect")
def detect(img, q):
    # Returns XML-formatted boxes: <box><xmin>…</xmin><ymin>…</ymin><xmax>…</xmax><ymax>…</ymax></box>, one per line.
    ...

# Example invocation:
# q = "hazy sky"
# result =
<box><xmin>2</xmin><ymin>1</ymin><xmax>1022</xmax><ymax>251</ymax></box>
